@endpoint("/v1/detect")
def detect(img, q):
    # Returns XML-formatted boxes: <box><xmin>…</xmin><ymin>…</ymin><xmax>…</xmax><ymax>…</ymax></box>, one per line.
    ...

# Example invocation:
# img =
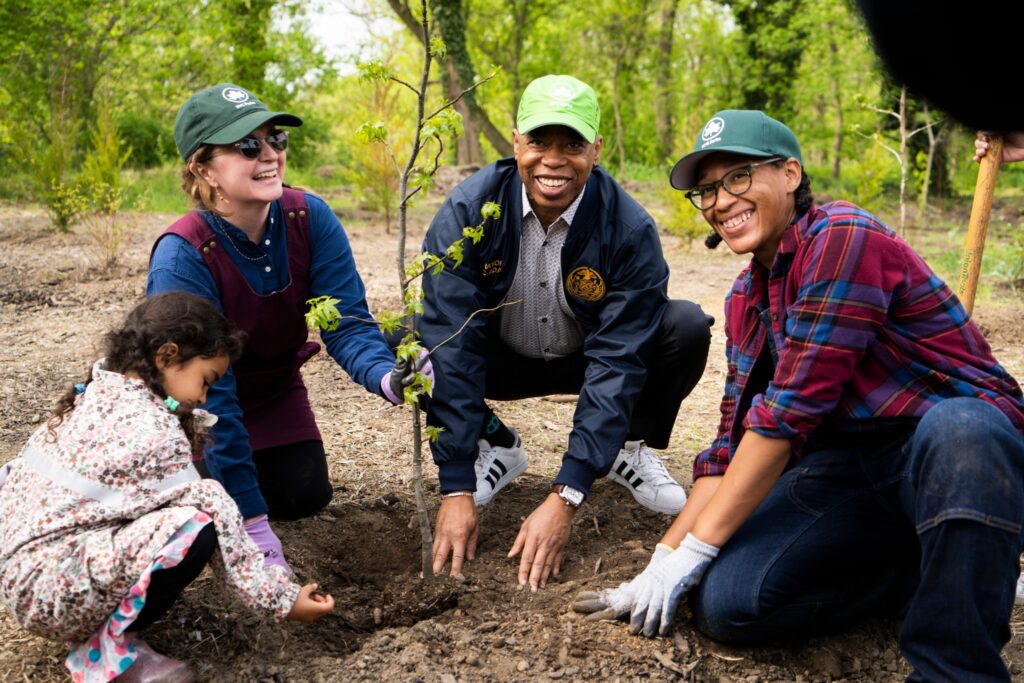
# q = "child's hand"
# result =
<box><xmin>287</xmin><ymin>583</ymin><xmax>335</xmax><ymax>622</ymax></box>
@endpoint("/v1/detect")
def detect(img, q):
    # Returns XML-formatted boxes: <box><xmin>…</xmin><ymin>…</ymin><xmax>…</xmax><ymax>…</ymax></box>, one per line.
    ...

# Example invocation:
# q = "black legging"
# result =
<box><xmin>196</xmin><ymin>440</ymin><xmax>333</xmax><ymax>520</ymax></box>
<box><xmin>128</xmin><ymin>523</ymin><xmax>218</xmax><ymax>632</ymax></box>
<box><xmin>252</xmin><ymin>440</ymin><xmax>334</xmax><ymax>520</ymax></box>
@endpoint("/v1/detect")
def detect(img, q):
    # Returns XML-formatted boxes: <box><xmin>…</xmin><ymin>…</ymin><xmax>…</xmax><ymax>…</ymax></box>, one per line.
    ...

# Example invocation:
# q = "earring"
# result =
<box><xmin>164</xmin><ymin>396</ymin><xmax>181</xmax><ymax>412</ymax></box>
<box><xmin>215</xmin><ymin>188</ymin><xmax>229</xmax><ymax>203</ymax></box>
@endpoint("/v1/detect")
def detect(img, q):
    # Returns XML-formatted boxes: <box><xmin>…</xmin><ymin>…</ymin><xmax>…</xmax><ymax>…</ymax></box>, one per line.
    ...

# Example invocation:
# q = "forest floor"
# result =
<box><xmin>1</xmin><ymin>190</ymin><xmax>1024</xmax><ymax>683</ymax></box>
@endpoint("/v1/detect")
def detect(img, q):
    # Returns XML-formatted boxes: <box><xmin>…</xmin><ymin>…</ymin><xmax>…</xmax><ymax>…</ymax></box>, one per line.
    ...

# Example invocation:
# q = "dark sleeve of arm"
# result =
<box><xmin>556</xmin><ymin>219</ymin><xmax>670</xmax><ymax>495</ymax></box>
<box><xmin>419</xmin><ymin>195</ymin><xmax>491</xmax><ymax>493</ymax></box>
<box><xmin>146</xmin><ymin>235</ymin><xmax>268</xmax><ymax>519</ymax></box>
<box><xmin>306</xmin><ymin>195</ymin><xmax>394</xmax><ymax>396</ymax></box>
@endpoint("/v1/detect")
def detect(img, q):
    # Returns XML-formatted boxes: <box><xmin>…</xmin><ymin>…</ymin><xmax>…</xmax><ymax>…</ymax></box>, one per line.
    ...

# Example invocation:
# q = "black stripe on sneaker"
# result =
<box><xmin>494</xmin><ymin>460</ymin><xmax>508</xmax><ymax>475</ymax></box>
<box><xmin>489</xmin><ymin>466</ymin><xmax>501</xmax><ymax>481</ymax></box>
<box><xmin>624</xmin><ymin>467</ymin><xmax>636</xmax><ymax>482</ymax></box>
<box><xmin>486</xmin><ymin>474</ymin><xmax>496</xmax><ymax>487</ymax></box>
<box><xmin>633</xmin><ymin>477</ymin><xmax>645</xmax><ymax>487</ymax></box>
<box><xmin>616</xmin><ymin>461</ymin><xmax>629</xmax><ymax>476</ymax></box>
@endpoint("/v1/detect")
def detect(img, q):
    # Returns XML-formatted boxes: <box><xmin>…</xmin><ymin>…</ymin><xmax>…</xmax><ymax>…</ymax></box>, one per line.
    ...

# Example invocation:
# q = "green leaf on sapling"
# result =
<box><xmin>462</xmin><ymin>225</ymin><xmax>484</xmax><ymax>244</ymax></box>
<box><xmin>481</xmin><ymin>202</ymin><xmax>502</xmax><ymax>221</ymax></box>
<box><xmin>357</xmin><ymin>61</ymin><xmax>394</xmax><ymax>82</ymax></box>
<box><xmin>429</xmin><ymin>36</ymin><xmax>447</xmax><ymax>59</ymax></box>
<box><xmin>425</xmin><ymin>425</ymin><xmax>445</xmax><ymax>442</ymax></box>
<box><xmin>356</xmin><ymin>121</ymin><xmax>388</xmax><ymax>145</ymax></box>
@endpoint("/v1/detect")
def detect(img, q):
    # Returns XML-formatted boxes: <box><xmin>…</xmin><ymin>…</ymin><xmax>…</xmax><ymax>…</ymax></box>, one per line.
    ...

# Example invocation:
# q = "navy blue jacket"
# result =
<box><xmin>421</xmin><ymin>158</ymin><xmax>670</xmax><ymax>495</ymax></box>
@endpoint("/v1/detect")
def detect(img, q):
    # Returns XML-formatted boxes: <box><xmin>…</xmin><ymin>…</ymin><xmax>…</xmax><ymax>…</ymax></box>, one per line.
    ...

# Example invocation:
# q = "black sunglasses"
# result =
<box><xmin>232</xmin><ymin>130</ymin><xmax>289</xmax><ymax>159</ymax></box>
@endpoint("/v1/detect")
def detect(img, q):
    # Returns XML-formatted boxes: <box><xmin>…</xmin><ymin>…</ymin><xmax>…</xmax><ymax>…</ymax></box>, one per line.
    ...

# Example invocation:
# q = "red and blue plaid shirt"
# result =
<box><xmin>694</xmin><ymin>201</ymin><xmax>1024</xmax><ymax>479</ymax></box>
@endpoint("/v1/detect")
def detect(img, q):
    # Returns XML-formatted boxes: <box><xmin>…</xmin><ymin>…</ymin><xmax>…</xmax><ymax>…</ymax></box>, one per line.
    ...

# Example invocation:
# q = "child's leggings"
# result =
<box><xmin>127</xmin><ymin>524</ymin><xmax>218</xmax><ymax>632</ymax></box>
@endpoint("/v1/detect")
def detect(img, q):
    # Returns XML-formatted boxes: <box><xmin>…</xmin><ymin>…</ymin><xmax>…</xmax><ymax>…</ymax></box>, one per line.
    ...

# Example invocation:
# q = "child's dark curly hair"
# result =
<box><xmin>50</xmin><ymin>292</ymin><xmax>244</xmax><ymax>452</ymax></box>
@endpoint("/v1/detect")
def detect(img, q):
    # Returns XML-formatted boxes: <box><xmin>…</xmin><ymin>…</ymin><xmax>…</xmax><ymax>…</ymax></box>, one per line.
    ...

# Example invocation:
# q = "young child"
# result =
<box><xmin>0</xmin><ymin>292</ymin><xmax>334</xmax><ymax>683</ymax></box>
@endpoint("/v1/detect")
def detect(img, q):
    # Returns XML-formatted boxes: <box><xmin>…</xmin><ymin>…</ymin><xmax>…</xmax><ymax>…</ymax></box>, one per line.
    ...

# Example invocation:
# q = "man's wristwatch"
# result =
<box><xmin>551</xmin><ymin>483</ymin><xmax>585</xmax><ymax>508</ymax></box>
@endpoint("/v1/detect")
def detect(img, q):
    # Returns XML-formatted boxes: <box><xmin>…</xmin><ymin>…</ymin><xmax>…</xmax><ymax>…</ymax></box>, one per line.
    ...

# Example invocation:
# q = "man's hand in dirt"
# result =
<box><xmin>974</xmin><ymin>130</ymin><xmax>1024</xmax><ymax>164</ymax></box>
<box><xmin>508</xmin><ymin>493</ymin><xmax>576</xmax><ymax>591</ymax></box>
<box><xmin>432</xmin><ymin>494</ymin><xmax>479</xmax><ymax>578</ymax></box>
<box><xmin>287</xmin><ymin>583</ymin><xmax>335</xmax><ymax>622</ymax></box>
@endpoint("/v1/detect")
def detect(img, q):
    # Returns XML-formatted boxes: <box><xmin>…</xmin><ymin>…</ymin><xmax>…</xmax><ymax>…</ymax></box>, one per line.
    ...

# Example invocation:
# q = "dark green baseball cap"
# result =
<box><xmin>174</xmin><ymin>83</ymin><xmax>303</xmax><ymax>161</ymax></box>
<box><xmin>516</xmin><ymin>75</ymin><xmax>600</xmax><ymax>143</ymax></box>
<box><xmin>669</xmin><ymin>110</ymin><xmax>802</xmax><ymax>190</ymax></box>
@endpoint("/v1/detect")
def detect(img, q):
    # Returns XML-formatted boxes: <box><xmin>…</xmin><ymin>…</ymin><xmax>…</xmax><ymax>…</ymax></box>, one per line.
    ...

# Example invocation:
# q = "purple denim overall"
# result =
<box><xmin>158</xmin><ymin>188</ymin><xmax>321</xmax><ymax>450</ymax></box>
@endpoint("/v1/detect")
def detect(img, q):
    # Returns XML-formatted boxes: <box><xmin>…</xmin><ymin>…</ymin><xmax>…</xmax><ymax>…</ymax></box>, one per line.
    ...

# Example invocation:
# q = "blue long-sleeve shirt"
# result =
<box><xmin>147</xmin><ymin>193</ymin><xmax>395</xmax><ymax>518</ymax></box>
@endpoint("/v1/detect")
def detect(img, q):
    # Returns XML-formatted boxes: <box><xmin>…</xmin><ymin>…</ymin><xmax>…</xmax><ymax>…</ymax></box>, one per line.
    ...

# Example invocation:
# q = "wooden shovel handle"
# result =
<box><xmin>957</xmin><ymin>135</ymin><xmax>1003</xmax><ymax>315</ymax></box>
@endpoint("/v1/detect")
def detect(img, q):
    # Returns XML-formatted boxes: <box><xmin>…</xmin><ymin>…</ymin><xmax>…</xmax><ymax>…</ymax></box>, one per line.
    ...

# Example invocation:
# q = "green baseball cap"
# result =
<box><xmin>173</xmin><ymin>83</ymin><xmax>303</xmax><ymax>161</ymax></box>
<box><xmin>516</xmin><ymin>75</ymin><xmax>600</xmax><ymax>143</ymax></box>
<box><xmin>669</xmin><ymin>110</ymin><xmax>802</xmax><ymax>189</ymax></box>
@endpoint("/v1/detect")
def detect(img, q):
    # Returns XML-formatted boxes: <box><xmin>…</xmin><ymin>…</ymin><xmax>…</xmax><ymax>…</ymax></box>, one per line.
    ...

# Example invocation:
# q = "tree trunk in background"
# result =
<box><xmin>653</xmin><ymin>0</ymin><xmax>679</xmax><ymax>162</ymax></box>
<box><xmin>227</xmin><ymin>0</ymin><xmax>274</xmax><ymax>92</ymax></box>
<box><xmin>829</xmin><ymin>40</ymin><xmax>843</xmax><ymax>181</ymax></box>
<box><xmin>443</xmin><ymin>59</ymin><xmax>483</xmax><ymax>165</ymax></box>
<box><xmin>387</xmin><ymin>0</ymin><xmax>512</xmax><ymax>160</ymax></box>
<box><xmin>433</xmin><ymin>0</ymin><xmax>483</xmax><ymax>164</ymax></box>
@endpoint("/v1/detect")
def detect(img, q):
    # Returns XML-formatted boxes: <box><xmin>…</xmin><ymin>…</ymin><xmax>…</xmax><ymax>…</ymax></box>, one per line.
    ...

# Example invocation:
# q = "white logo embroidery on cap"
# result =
<box><xmin>222</xmin><ymin>87</ymin><xmax>251</xmax><ymax>104</ymax></box>
<box><xmin>701</xmin><ymin>117</ymin><xmax>725</xmax><ymax>148</ymax></box>
<box><xmin>548</xmin><ymin>83</ymin><xmax>576</xmax><ymax>110</ymax></box>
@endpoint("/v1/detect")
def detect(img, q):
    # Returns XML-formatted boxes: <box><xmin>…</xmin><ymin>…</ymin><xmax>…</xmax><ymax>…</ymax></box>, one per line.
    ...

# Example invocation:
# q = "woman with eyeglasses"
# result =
<box><xmin>147</xmin><ymin>84</ymin><xmax>420</xmax><ymax>573</ymax></box>
<box><xmin>574</xmin><ymin>109</ymin><xmax>1024</xmax><ymax>682</ymax></box>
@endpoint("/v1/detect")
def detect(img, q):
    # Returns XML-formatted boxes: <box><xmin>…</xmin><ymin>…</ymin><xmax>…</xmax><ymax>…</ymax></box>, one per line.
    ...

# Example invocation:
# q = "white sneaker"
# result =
<box><xmin>474</xmin><ymin>428</ymin><xmax>528</xmax><ymax>506</ymax></box>
<box><xmin>1016</xmin><ymin>571</ymin><xmax>1024</xmax><ymax>606</ymax></box>
<box><xmin>608</xmin><ymin>440</ymin><xmax>687</xmax><ymax>515</ymax></box>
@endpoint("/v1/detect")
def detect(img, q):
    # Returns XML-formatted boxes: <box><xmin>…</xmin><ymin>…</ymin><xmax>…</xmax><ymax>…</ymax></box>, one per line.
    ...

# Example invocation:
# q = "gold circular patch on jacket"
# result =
<box><xmin>566</xmin><ymin>266</ymin><xmax>606</xmax><ymax>301</ymax></box>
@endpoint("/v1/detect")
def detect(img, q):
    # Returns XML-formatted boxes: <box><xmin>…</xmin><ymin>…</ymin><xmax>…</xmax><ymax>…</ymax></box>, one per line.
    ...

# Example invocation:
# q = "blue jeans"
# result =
<box><xmin>690</xmin><ymin>398</ymin><xmax>1024</xmax><ymax>682</ymax></box>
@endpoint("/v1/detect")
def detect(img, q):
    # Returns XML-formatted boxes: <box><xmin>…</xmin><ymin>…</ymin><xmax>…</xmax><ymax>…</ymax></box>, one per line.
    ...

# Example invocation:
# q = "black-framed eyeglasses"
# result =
<box><xmin>232</xmin><ymin>130</ymin><xmax>289</xmax><ymax>159</ymax></box>
<box><xmin>684</xmin><ymin>157</ymin><xmax>783</xmax><ymax>210</ymax></box>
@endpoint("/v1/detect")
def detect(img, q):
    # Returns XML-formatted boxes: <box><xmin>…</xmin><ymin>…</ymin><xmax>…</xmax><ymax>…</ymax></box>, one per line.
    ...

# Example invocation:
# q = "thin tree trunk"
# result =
<box><xmin>443</xmin><ymin>60</ymin><xmax>483</xmax><ymax>164</ymax></box>
<box><xmin>653</xmin><ymin>0</ymin><xmax>679</xmax><ymax>161</ymax></box>
<box><xmin>898</xmin><ymin>86</ymin><xmax>908</xmax><ymax>234</ymax></box>
<box><xmin>829</xmin><ymin>40</ymin><xmax>843</xmax><ymax>181</ymax></box>
<box><xmin>612</xmin><ymin>46</ymin><xmax>626</xmax><ymax>178</ymax></box>
<box><xmin>919</xmin><ymin>103</ymin><xmax>938</xmax><ymax>211</ymax></box>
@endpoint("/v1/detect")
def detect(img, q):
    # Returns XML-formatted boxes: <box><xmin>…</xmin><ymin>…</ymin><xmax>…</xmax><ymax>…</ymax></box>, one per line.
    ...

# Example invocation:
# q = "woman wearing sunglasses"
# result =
<box><xmin>147</xmin><ymin>84</ymin><xmax>417</xmax><ymax>573</ymax></box>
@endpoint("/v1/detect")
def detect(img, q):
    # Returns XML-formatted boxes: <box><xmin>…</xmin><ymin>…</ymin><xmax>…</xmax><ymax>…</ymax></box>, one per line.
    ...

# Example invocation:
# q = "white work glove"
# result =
<box><xmin>629</xmin><ymin>533</ymin><xmax>719</xmax><ymax>637</ymax></box>
<box><xmin>572</xmin><ymin>544</ymin><xmax>672</xmax><ymax>620</ymax></box>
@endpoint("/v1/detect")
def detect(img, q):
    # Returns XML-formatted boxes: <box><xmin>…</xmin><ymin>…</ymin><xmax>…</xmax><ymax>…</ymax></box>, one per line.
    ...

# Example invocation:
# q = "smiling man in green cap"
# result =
<box><xmin>418</xmin><ymin>74</ymin><xmax>713</xmax><ymax>590</ymax></box>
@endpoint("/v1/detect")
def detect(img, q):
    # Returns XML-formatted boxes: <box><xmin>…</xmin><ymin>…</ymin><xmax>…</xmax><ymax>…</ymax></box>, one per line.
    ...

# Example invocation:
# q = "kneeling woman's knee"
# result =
<box><xmin>689</xmin><ymin>567</ymin><xmax>761</xmax><ymax>643</ymax></box>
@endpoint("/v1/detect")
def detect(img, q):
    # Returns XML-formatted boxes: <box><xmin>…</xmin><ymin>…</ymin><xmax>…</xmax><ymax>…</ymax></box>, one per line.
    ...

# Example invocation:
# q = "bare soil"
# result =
<box><xmin>1</xmin><ymin>197</ymin><xmax>1023</xmax><ymax>682</ymax></box>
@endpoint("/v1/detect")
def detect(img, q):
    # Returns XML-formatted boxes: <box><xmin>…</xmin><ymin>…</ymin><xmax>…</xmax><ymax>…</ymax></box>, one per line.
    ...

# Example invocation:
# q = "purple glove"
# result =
<box><xmin>245</xmin><ymin>515</ymin><xmax>293</xmax><ymax>574</ymax></box>
<box><xmin>381</xmin><ymin>351</ymin><xmax>435</xmax><ymax>405</ymax></box>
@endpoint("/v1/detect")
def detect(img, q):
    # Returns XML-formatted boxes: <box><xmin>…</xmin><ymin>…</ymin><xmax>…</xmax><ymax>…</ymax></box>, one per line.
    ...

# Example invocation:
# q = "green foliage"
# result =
<box><xmin>304</xmin><ymin>296</ymin><xmax>342</xmax><ymax>332</ymax></box>
<box><xmin>424</xmin><ymin>425</ymin><xmax>445</xmax><ymax>442</ymax></box>
<box><xmin>46</xmin><ymin>182</ymin><xmax>90</xmax><ymax>233</ymax></box>
<box><xmin>659</xmin><ymin>185</ymin><xmax>709</xmax><ymax>245</ymax></box>
<box><xmin>81</xmin><ymin>181</ymin><xmax>139</xmax><ymax>269</ymax></box>
<box><xmin>81</xmin><ymin>100</ymin><xmax>131</xmax><ymax>193</ymax></box>
<box><xmin>853</xmin><ymin>132</ymin><xmax>894</xmax><ymax>213</ymax></box>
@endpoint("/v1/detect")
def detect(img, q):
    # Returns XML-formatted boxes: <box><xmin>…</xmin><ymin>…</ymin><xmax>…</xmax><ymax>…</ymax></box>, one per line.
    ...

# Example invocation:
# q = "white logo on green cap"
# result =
<box><xmin>548</xmin><ymin>83</ymin><xmax>577</xmax><ymax>110</ymax></box>
<box><xmin>222</xmin><ymin>87</ymin><xmax>251</xmax><ymax>104</ymax></box>
<box><xmin>701</xmin><ymin>117</ymin><xmax>725</xmax><ymax>148</ymax></box>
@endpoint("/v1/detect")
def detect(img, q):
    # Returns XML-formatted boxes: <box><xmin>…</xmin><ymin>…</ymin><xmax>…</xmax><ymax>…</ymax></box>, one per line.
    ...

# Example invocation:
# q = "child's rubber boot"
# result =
<box><xmin>115</xmin><ymin>639</ymin><xmax>194</xmax><ymax>683</ymax></box>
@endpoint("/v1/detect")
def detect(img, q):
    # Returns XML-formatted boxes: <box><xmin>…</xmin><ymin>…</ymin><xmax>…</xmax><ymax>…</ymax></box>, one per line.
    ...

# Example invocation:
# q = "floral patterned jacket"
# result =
<box><xmin>0</xmin><ymin>361</ymin><xmax>299</xmax><ymax>642</ymax></box>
